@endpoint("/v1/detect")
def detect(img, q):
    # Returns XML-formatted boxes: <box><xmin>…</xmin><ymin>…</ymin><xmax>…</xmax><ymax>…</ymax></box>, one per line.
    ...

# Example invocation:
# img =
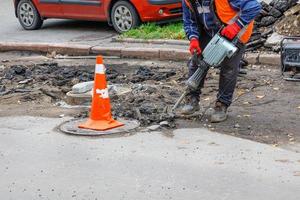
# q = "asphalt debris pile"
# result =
<box><xmin>0</xmin><ymin>61</ymin><xmax>228</xmax><ymax>127</ymax></box>
<box><xmin>109</xmin><ymin>66</ymin><xmax>180</xmax><ymax>126</ymax></box>
<box><xmin>247</xmin><ymin>0</ymin><xmax>299</xmax><ymax>51</ymax></box>
<box><xmin>0</xmin><ymin>62</ymin><xmax>271</xmax><ymax>127</ymax></box>
<box><xmin>275</xmin><ymin>3</ymin><xmax>300</xmax><ymax>36</ymax></box>
<box><xmin>0</xmin><ymin>62</ymin><xmax>182</xmax><ymax>126</ymax></box>
<box><xmin>107</xmin><ymin>66</ymin><xmax>268</xmax><ymax>127</ymax></box>
<box><xmin>0</xmin><ymin>62</ymin><xmax>95</xmax><ymax>101</ymax></box>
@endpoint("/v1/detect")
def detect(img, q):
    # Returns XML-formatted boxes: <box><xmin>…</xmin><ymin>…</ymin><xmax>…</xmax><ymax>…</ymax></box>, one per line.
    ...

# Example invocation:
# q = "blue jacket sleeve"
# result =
<box><xmin>182</xmin><ymin>0</ymin><xmax>200</xmax><ymax>40</ymax></box>
<box><xmin>229</xmin><ymin>0</ymin><xmax>262</xmax><ymax>27</ymax></box>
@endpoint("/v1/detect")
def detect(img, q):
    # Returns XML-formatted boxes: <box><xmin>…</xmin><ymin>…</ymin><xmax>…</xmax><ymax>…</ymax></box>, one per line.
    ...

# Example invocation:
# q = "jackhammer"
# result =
<box><xmin>172</xmin><ymin>33</ymin><xmax>240</xmax><ymax>111</ymax></box>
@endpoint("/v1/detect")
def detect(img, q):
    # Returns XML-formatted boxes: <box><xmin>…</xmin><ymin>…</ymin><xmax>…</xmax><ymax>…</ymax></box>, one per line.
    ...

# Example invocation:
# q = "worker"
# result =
<box><xmin>181</xmin><ymin>0</ymin><xmax>261</xmax><ymax>122</ymax></box>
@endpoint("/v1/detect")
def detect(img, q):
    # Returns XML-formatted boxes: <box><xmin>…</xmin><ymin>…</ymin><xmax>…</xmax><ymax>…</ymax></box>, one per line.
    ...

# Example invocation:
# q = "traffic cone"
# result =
<box><xmin>78</xmin><ymin>56</ymin><xmax>124</xmax><ymax>131</ymax></box>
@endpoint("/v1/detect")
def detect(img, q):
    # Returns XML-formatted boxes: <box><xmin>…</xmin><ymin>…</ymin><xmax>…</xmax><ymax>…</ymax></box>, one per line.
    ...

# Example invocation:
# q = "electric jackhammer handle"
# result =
<box><xmin>192</xmin><ymin>50</ymin><xmax>204</xmax><ymax>67</ymax></box>
<box><xmin>192</xmin><ymin>50</ymin><xmax>199</xmax><ymax>65</ymax></box>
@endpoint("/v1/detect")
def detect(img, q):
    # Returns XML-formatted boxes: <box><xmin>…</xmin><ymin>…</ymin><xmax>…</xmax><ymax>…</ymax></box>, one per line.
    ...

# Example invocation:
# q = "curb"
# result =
<box><xmin>48</xmin><ymin>43</ymin><xmax>91</xmax><ymax>56</ymax></box>
<box><xmin>92</xmin><ymin>46</ymin><xmax>190</xmax><ymax>61</ymax></box>
<box><xmin>0</xmin><ymin>42</ymin><xmax>90</xmax><ymax>56</ymax></box>
<box><xmin>245</xmin><ymin>52</ymin><xmax>281</xmax><ymax>66</ymax></box>
<box><xmin>112</xmin><ymin>37</ymin><xmax>189</xmax><ymax>46</ymax></box>
<box><xmin>0</xmin><ymin>42</ymin><xmax>280</xmax><ymax>66</ymax></box>
<box><xmin>0</xmin><ymin>42</ymin><xmax>190</xmax><ymax>61</ymax></box>
<box><xmin>0</xmin><ymin>42</ymin><xmax>49</xmax><ymax>53</ymax></box>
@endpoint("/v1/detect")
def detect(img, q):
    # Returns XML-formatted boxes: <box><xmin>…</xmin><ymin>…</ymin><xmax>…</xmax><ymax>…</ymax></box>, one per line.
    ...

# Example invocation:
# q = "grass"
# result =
<box><xmin>121</xmin><ymin>22</ymin><xmax>186</xmax><ymax>40</ymax></box>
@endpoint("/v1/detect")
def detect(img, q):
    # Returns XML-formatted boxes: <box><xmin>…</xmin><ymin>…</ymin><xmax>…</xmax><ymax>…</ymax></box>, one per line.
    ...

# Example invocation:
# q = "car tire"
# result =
<box><xmin>111</xmin><ymin>1</ymin><xmax>140</xmax><ymax>33</ymax></box>
<box><xmin>17</xmin><ymin>0</ymin><xmax>43</xmax><ymax>30</ymax></box>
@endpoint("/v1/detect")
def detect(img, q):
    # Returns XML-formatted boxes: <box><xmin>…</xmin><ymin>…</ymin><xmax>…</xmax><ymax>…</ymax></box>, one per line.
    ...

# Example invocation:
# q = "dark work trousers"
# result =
<box><xmin>187</xmin><ymin>30</ymin><xmax>245</xmax><ymax>107</ymax></box>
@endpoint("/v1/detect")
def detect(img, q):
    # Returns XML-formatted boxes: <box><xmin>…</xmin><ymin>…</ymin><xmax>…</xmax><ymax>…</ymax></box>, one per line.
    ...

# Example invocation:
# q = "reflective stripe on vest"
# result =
<box><xmin>197</xmin><ymin>5</ymin><xmax>210</xmax><ymax>14</ymax></box>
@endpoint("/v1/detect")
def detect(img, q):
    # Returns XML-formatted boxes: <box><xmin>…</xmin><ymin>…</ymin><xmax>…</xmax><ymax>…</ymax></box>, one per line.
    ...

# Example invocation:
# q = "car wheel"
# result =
<box><xmin>111</xmin><ymin>1</ymin><xmax>140</xmax><ymax>33</ymax></box>
<box><xmin>17</xmin><ymin>0</ymin><xmax>43</xmax><ymax>30</ymax></box>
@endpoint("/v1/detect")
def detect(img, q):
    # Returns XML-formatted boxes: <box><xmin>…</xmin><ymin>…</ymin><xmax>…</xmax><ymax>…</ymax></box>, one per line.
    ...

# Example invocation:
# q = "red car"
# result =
<box><xmin>13</xmin><ymin>0</ymin><xmax>182</xmax><ymax>33</ymax></box>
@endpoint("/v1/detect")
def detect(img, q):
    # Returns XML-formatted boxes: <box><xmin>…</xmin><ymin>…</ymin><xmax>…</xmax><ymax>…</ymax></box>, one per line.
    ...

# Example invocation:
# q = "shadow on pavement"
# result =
<box><xmin>42</xmin><ymin>19</ymin><xmax>114</xmax><ymax>32</ymax></box>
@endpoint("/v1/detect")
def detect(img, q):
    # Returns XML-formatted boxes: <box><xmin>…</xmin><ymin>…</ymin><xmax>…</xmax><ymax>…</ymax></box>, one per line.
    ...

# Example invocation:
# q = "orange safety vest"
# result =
<box><xmin>214</xmin><ymin>0</ymin><xmax>254</xmax><ymax>43</ymax></box>
<box><xmin>185</xmin><ymin>0</ymin><xmax>254</xmax><ymax>44</ymax></box>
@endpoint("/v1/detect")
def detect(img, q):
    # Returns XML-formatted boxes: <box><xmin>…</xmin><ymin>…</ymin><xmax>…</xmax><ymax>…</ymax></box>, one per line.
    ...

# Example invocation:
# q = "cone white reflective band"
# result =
<box><xmin>95</xmin><ymin>64</ymin><xmax>106</xmax><ymax>74</ymax></box>
<box><xmin>96</xmin><ymin>88</ymin><xmax>109</xmax><ymax>99</ymax></box>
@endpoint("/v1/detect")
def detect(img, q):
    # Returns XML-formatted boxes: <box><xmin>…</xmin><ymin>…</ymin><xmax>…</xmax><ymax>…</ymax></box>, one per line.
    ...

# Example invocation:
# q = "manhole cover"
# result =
<box><xmin>59</xmin><ymin>118</ymin><xmax>140</xmax><ymax>136</ymax></box>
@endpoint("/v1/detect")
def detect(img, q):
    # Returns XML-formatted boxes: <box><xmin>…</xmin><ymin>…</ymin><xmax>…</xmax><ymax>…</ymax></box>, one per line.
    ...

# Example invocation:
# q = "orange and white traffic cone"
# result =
<box><xmin>78</xmin><ymin>56</ymin><xmax>124</xmax><ymax>131</ymax></box>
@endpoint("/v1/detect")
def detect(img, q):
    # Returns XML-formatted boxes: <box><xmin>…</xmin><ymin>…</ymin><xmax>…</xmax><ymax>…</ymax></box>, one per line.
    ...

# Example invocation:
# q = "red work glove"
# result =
<box><xmin>221</xmin><ymin>22</ymin><xmax>242</xmax><ymax>40</ymax></box>
<box><xmin>189</xmin><ymin>38</ymin><xmax>201</xmax><ymax>55</ymax></box>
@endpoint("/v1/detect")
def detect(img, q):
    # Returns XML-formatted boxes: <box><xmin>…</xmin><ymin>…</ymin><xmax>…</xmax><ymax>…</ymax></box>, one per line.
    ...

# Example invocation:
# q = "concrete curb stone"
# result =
<box><xmin>0</xmin><ymin>42</ymin><xmax>91</xmax><ymax>56</ymax></box>
<box><xmin>258</xmin><ymin>53</ymin><xmax>281</xmax><ymax>66</ymax></box>
<box><xmin>244</xmin><ymin>53</ymin><xmax>281</xmax><ymax>66</ymax></box>
<box><xmin>159</xmin><ymin>49</ymin><xmax>190</xmax><ymax>61</ymax></box>
<box><xmin>245</xmin><ymin>53</ymin><xmax>260</xmax><ymax>65</ymax></box>
<box><xmin>91</xmin><ymin>46</ymin><xmax>122</xmax><ymax>57</ymax></box>
<box><xmin>47</xmin><ymin>44</ymin><xmax>91</xmax><ymax>56</ymax></box>
<box><xmin>0</xmin><ymin>42</ymin><xmax>49</xmax><ymax>53</ymax></box>
<box><xmin>112</xmin><ymin>37</ymin><xmax>189</xmax><ymax>45</ymax></box>
<box><xmin>121</xmin><ymin>48</ymin><xmax>160</xmax><ymax>59</ymax></box>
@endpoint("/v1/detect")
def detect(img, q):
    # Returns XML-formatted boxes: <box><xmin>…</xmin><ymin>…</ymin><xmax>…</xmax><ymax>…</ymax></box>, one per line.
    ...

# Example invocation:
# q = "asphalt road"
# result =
<box><xmin>0</xmin><ymin>116</ymin><xmax>300</xmax><ymax>200</ymax></box>
<box><xmin>0</xmin><ymin>0</ymin><xmax>116</xmax><ymax>45</ymax></box>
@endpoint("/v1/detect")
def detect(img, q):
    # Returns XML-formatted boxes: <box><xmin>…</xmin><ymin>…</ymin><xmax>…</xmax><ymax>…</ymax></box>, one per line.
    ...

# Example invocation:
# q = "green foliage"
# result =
<box><xmin>121</xmin><ymin>22</ymin><xmax>186</xmax><ymax>40</ymax></box>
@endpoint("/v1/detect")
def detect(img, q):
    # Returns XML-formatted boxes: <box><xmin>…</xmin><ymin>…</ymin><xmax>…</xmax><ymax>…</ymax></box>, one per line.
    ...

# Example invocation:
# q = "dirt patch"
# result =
<box><xmin>0</xmin><ymin>53</ymin><xmax>299</xmax><ymax>146</ymax></box>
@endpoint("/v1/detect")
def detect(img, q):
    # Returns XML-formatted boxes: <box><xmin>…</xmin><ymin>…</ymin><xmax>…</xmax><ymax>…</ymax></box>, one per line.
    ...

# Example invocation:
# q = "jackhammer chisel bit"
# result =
<box><xmin>172</xmin><ymin>53</ymin><xmax>209</xmax><ymax>112</ymax></box>
<box><xmin>172</xmin><ymin>90</ymin><xmax>188</xmax><ymax>112</ymax></box>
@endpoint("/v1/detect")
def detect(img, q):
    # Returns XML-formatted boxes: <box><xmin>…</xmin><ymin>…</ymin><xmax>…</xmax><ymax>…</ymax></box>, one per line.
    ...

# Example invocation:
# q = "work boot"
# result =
<box><xmin>180</xmin><ymin>95</ymin><xmax>200</xmax><ymax>115</ymax></box>
<box><xmin>210</xmin><ymin>101</ymin><xmax>228</xmax><ymax>123</ymax></box>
